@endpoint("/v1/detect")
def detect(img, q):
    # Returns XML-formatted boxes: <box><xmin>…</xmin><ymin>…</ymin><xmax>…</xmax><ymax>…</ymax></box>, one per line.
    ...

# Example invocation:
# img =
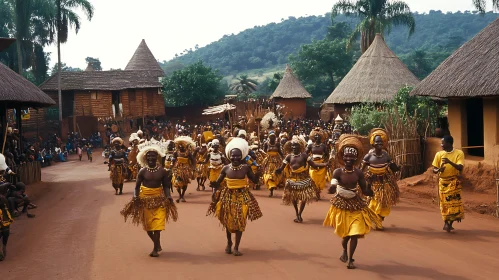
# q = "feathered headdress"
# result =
<box><xmin>174</xmin><ymin>136</ymin><xmax>196</xmax><ymax>150</ymax></box>
<box><xmin>283</xmin><ymin>135</ymin><xmax>307</xmax><ymax>154</ymax></box>
<box><xmin>111</xmin><ymin>137</ymin><xmax>124</xmax><ymax>145</ymax></box>
<box><xmin>261</xmin><ymin>112</ymin><xmax>279</xmax><ymax>131</ymax></box>
<box><xmin>137</xmin><ymin>140</ymin><xmax>166</xmax><ymax>167</ymax></box>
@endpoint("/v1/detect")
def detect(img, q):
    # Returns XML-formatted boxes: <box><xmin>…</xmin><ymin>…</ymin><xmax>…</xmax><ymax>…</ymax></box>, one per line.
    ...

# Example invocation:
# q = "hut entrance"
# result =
<box><xmin>466</xmin><ymin>98</ymin><xmax>484</xmax><ymax>157</ymax></box>
<box><xmin>61</xmin><ymin>91</ymin><xmax>74</xmax><ymax>118</ymax></box>
<box><xmin>112</xmin><ymin>91</ymin><xmax>121</xmax><ymax>117</ymax></box>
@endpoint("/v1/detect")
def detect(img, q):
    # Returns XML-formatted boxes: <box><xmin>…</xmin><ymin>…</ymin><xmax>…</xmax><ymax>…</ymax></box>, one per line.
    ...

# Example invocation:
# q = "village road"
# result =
<box><xmin>3</xmin><ymin>154</ymin><xmax>499</xmax><ymax>280</ymax></box>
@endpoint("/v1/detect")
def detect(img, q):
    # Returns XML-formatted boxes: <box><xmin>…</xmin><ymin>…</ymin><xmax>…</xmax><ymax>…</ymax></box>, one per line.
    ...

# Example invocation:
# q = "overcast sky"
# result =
<box><xmin>45</xmin><ymin>0</ymin><xmax>497</xmax><ymax>70</ymax></box>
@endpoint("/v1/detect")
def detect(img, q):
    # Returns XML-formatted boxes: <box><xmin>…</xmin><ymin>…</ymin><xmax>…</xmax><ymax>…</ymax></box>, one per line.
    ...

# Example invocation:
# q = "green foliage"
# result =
<box><xmin>50</xmin><ymin>62</ymin><xmax>82</xmax><ymax>74</ymax></box>
<box><xmin>229</xmin><ymin>74</ymin><xmax>258</xmax><ymax>99</ymax></box>
<box><xmin>85</xmin><ymin>56</ymin><xmax>101</xmax><ymax>70</ymax></box>
<box><xmin>161</xmin><ymin>61</ymin><xmax>225</xmax><ymax>107</ymax></box>
<box><xmin>347</xmin><ymin>103</ymin><xmax>388</xmax><ymax>135</ymax></box>
<box><xmin>163</xmin><ymin>12</ymin><xmax>497</xmax><ymax>79</ymax></box>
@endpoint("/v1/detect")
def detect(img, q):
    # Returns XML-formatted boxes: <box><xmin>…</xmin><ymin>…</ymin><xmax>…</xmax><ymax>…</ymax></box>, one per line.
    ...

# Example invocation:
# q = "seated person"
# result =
<box><xmin>7</xmin><ymin>182</ymin><xmax>35</xmax><ymax>218</ymax></box>
<box><xmin>0</xmin><ymin>183</ymin><xmax>13</xmax><ymax>261</ymax></box>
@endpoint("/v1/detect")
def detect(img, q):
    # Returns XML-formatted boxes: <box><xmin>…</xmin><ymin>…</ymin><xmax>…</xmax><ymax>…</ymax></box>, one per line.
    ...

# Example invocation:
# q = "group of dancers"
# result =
<box><xmin>114</xmin><ymin>116</ymin><xmax>465</xmax><ymax>269</ymax></box>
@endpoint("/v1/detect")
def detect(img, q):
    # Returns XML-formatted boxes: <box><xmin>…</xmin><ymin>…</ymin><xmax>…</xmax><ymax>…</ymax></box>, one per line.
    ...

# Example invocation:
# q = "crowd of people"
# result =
<box><xmin>111</xmin><ymin>112</ymin><xmax>465</xmax><ymax>269</ymax></box>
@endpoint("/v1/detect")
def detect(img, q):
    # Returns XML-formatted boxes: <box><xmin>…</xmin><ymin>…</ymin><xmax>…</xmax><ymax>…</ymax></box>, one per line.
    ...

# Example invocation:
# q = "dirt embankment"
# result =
<box><xmin>399</xmin><ymin>162</ymin><xmax>498</xmax><ymax>216</ymax></box>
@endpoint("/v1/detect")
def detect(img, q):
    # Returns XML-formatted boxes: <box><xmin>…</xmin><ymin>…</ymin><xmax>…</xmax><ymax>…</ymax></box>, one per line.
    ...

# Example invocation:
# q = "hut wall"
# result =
<box><xmin>424</xmin><ymin>137</ymin><xmax>442</xmax><ymax>169</ymax></box>
<box><xmin>75</xmin><ymin>91</ymin><xmax>93</xmax><ymax>116</ymax></box>
<box><xmin>483</xmin><ymin>97</ymin><xmax>499</xmax><ymax>163</ymax></box>
<box><xmin>275</xmin><ymin>98</ymin><xmax>306</xmax><ymax>119</ymax></box>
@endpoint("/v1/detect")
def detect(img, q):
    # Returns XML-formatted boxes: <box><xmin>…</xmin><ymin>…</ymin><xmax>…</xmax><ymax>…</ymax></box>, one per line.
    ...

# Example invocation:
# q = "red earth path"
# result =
<box><xmin>3</xmin><ymin>154</ymin><xmax>499</xmax><ymax>280</ymax></box>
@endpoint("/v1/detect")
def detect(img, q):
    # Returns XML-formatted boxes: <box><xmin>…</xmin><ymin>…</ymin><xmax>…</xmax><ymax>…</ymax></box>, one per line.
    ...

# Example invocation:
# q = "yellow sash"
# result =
<box><xmin>177</xmin><ymin>157</ymin><xmax>189</xmax><ymax>164</ymax></box>
<box><xmin>291</xmin><ymin>165</ymin><xmax>308</xmax><ymax>174</ymax></box>
<box><xmin>226</xmin><ymin>178</ymin><xmax>247</xmax><ymax>189</ymax></box>
<box><xmin>139</xmin><ymin>185</ymin><xmax>164</xmax><ymax>197</ymax></box>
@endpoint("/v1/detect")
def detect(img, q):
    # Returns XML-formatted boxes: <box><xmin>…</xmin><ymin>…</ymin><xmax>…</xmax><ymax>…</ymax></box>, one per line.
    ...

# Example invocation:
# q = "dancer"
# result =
<box><xmin>196</xmin><ymin>143</ymin><xmax>209</xmax><ymax>191</ymax></box>
<box><xmin>163</xmin><ymin>140</ymin><xmax>175</xmax><ymax>170</ymax></box>
<box><xmin>323</xmin><ymin>134</ymin><xmax>381</xmax><ymax>269</ymax></box>
<box><xmin>172</xmin><ymin>136</ymin><xmax>197</xmax><ymax>203</ymax></box>
<box><xmin>361</xmin><ymin>128</ymin><xmax>400</xmax><ymax>229</ymax></box>
<box><xmin>121</xmin><ymin>141</ymin><xmax>178</xmax><ymax>257</ymax></box>
<box><xmin>207</xmin><ymin>138</ymin><xmax>262</xmax><ymax>256</ymax></box>
<box><xmin>263</xmin><ymin>131</ymin><xmax>283</xmax><ymax>197</ymax></box>
<box><xmin>128</xmin><ymin>133</ymin><xmax>140</xmax><ymax>181</ymax></box>
<box><xmin>307</xmin><ymin>127</ymin><xmax>329</xmax><ymax>200</ymax></box>
<box><xmin>109</xmin><ymin>137</ymin><xmax>127</xmax><ymax>195</ymax></box>
<box><xmin>432</xmin><ymin>135</ymin><xmax>464</xmax><ymax>232</ymax></box>
<box><xmin>203</xmin><ymin>139</ymin><xmax>228</xmax><ymax>192</ymax></box>
<box><xmin>275</xmin><ymin>136</ymin><xmax>327</xmax><ymax>223</ymax></box>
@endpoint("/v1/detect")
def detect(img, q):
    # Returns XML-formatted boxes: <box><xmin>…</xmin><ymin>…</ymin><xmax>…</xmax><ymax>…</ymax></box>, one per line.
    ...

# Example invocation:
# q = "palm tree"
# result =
<box><xmin>230</xmin><ymin>75</ymin><xmax>259</xmax><ymax>99</ymax></box>
<box><xmin>473</xmin><ymin>0</ymin><xmax>499</xmax><ymax>13</ymax></box>
<box><xmin>13</xmin><ymin>0</ymin><xmax>33</xmax><ymax>75</ymax></box>
<box><xmin>55</xmin><ymin>0</ymin><xmax>94</xmax><ymax>125</ymax></box>
<box><xmin>332</xmin><ymin>0</ymin><xmax>415</xmax><ymax>53</ymax></box>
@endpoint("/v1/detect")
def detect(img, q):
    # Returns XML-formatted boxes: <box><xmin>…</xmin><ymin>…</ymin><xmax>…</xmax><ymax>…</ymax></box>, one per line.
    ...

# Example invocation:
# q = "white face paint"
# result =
<box><xmin>344</xmin><ymin>147</ymin><xmax>358</xmax><ymax>157</ymax></box>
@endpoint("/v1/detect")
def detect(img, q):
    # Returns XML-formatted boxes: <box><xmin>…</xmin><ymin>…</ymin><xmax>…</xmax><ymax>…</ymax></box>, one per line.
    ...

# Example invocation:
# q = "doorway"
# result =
<box><xmin>112</xmin><ymin>91</ymin><xmax>121</xmax><ymax>117</ymax></box>
<box><xmin>466</xmin><ymin>98</ymin><xmax>484</xmax><ymax>157</ymax></box>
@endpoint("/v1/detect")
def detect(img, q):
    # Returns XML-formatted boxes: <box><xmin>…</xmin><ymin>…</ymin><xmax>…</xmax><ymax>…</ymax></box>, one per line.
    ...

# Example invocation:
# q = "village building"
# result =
<box><xmin>32</xmin><ymin>39</ymin><xmax>165</xmax><ymax>139</ymax></box>
<box><xmin>321</xmin><ymin>34</ymin><xmax>420</xmax><ymax>121</ymax></box>
<box><xmin>412</xmin><ymin>18</ymin><xmax>499</xmax><ymax>164</ymax></box>
<box><xmin>269</xmin><ymin>64</ymin><xmax>312</xmax><ymax>119</ymax></box>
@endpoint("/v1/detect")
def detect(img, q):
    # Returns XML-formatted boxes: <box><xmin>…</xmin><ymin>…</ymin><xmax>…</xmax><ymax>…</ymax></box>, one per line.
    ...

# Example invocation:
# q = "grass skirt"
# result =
<box><xmin>366</xmin><ymin>168</ymin><xmax>399</xmax><ymax>217</ymax></box>
<box><xmin>173</xmin><ymin>162</ymin><xmax>193</xmax><ymax>188</ymax></box>
<box><xmin>110</xmin><ymin>163</ymin><xmax>125</xmax><ymax>187</ymax></box>
<box><xmin>282</xmin><ymin>170</ymin><xmax>317</xmax><ymax>205</ymax></box>
<box><xmin>207</xmin><ymin>187</ymin><xmax>262</xmax><ymax>233</ymax></box>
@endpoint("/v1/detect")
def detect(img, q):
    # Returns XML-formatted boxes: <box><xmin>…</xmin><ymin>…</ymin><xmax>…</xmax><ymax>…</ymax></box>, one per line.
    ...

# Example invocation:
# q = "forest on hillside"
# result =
<box><xmin>161</xmin><ymin>11</ymin><xmax>498</xmax><ymax>76</ymax></box>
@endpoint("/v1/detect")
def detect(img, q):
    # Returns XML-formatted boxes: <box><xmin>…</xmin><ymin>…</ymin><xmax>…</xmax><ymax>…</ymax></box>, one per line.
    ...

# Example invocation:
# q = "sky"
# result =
<box><xmin>45</xmin><ymin>0</ymin><xmax>497</xmax><ymax>70</ymax></box>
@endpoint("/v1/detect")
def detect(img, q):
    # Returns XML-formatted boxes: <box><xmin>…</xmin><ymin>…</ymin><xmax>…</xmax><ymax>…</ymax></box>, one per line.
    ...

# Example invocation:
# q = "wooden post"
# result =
<box><xmin>1</xmin><ymin>104</ymin><xmax>8</xmax><ymax>153</ymax></box>
<box><xmin>142</xmin><ymin>91</ymin><xmax>145</xmax><ymax>127</ymax></box>
<box><xmin>15</xmin><ymin>107</ymin><xmax>22</xmax><ymax>151</ymax></box>
<box><xmin>72</xmin><ymin>100</ymin><xmax>77</xmax><ymax>134</ymax></box>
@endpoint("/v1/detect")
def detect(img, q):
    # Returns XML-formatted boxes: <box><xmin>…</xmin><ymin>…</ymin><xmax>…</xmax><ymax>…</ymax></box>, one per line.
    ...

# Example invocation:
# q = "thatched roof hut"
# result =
<box><xmin>85</xmin><ymin>62</ymin><xmax>95</xmax><ymax>71</ymax></box>
<box><xmin>125</xmin><ymin>39</ymin><xmax>164</xmax><ymax>77</ymax></box>
<box><xmin>412</xmin><ymin>18</ymin><xmax>499</xmax><ymax>162</ymax></box>
<box><xmin>324</xmin><ymin>34</ymin><xmax>419</xmax><ymax>105</ymax></box>
<box><xmin>412</xmin><ymin>18</ymin><xmax>499</xmax><ymax>98</ymax></box>
<box><xmin>270</xmin><ymin>64</ymin><xmax>311</xmax><ymax>99</ymax></box>
<box><xmin>269</xmin><ymin>65</ymin><xmax>311</xmax><ymax>119</ymax></box>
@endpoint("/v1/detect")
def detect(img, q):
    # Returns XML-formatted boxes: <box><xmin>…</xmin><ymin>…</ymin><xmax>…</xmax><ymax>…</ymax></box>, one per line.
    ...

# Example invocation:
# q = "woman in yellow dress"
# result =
<box><xmin>120</xmin><ymin>141</ymin><xmax>178</xmax><ymax>257</ymax></box>
<box><xmin>361</xmin><ymin>128</ymin><xmax>400</xmax><ymax>229</ymax></box>
<box><xmin>172</xmin><ymin>136</ymin><xmax>197</xmax><ymax>203</ymax></box>
<box><xmin>432</xmin><ymin>135</ymin><xmax>465</xmax><ymax>232</ymax></box>
<box><xmin>207</xmin><ymin>138</ymin><xmax>262</xmax><ymax>256</ymax></box>
<box><xmin>275</xmin><ymin>136</ymin><xmax>327</xmax><ymax>223</ymax></box>
<box><xmin>195</xmin><ymin>143</ymin><xmax>209</xmax><ymax>191</ymax></box>
<box><xmin>323</xmin><ymin>134</ymin><xmax>381</xmax><ymax>269</ymax></box>
<box><xmin>263</xmin><ymin>131</ymin><xmax>283</xmax><ymax>197</ymax></box>
<box><xmin>202</xmin><ymin>139</ymin><xmax>229</xmax><ymax>192</ymax></box>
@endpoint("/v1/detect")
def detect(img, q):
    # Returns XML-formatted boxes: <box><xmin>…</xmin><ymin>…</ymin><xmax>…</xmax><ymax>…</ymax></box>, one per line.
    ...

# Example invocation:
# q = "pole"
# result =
<box><xmin>57</xmin><ymin>0</ymin><xmax>63</xmax><ymax>138</ymax></box>
<box><xmin>2</xmin><ymin>105</ymin><xmax>8</xmax><ymax>153</ymax></box>
<box><xmin>16</xmin><ymin>107</ymin><xmax>22</xmax><ymax>152</ymax></box>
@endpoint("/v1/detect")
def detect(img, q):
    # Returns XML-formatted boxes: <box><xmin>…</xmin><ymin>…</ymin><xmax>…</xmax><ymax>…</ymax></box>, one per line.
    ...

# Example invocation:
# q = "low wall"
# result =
<box><xmin>424</xmin><ymin>137</ymin><xmax>441</xmax><ymax>169</ymax></box>
<box><xmin>8</xmin><ymin>161</ymin><xmax>42</xmax><ymax>185</ymax></box>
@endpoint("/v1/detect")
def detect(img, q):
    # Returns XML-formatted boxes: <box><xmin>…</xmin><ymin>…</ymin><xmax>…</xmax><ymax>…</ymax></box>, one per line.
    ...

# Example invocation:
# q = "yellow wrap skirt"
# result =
<box><xmin>282</xmin><ymin>166</ymin><xmax>317</xmax><ymax>205</ymax></box>
<box><xmin>110</xmin><ymin>163</ymin><xmax>125</xmax><ymax>187</ymax></box>
<box><xmin>324</xmin><ymin>191</ymin><xmax>382</xmax><ymax>238</ymax></box>
<box><xmin>173</xmin><ymin>157</ymin><xmax>193</xmax><ymax>189</ymax></box>
<box><xmin>309</xmin><ymin>158</ymin><xmax>328</xmax><ymax>190</ymax></box>
<box><xmin>439</xmin><ymin>176</ymin><xmax>465</xmax><ymax>222</ymax></box>
<box><xmin>120</xmin><ymin>186</ymin><xmax>178</xmax><ymax>231</ymax></box>
<box><xmin>207</xmin><ymin>178</ymin><xmax>262</xmax><ymax>233</ymax></box>
<box><xmin>366</xmin><ymin>166</ymin><xmax>400</xmax><ymax>218</ymax></box>
<box><xmin>263</xmin><ymin>151</ymin><xmax>282</xmax><ymax>190</ymax></box>
<box><xmin>209</xmin><ymin>164</ymin><xmax>223</xmax><ymax>183</ymax></box>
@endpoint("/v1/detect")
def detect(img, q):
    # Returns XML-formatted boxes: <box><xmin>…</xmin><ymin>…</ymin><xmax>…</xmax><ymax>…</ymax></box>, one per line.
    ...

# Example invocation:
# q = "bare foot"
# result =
<box><xmin>298</xmin><ymin>215</ymin><xmax>303</xmax><ymax>223</ymax></box>
<box><xmin>157</xmin><ymin>245</ymin><xmax>162</xmax><ymax>252</ymax></box>
<box><xmin>176</xmin><ymin>198</ymin><xmax>180</xmax><ymax>203</ymax></box>
<box><xmin>149</xmin><ymin>251</ymin><xmax>159</xmax><ymax>257</ymax></box>
<box><xmin>294</xmin><ymin>217</ymin><xmax>300</xmax><ymax>223</ymax></box>
<box><xmin>340</xmin><ymin>251</ymin><xmax>348</xmax><ymax>263</ymax></box>
<box><xmin>233</xmin><ymin>250</ymin><xmax>243</xmax><ymax>256</ymax></box>
<box><xmin>27</xmin><ymin>213</ymin><xmax>36</xmax><ymax>218</ymax></box>
<box><xmin>181</xmin><ymin>198</ymin><xmax>186</xmax><ymax>202</ymax></box>
<box><xmin>347</xmin><ymin>259</ymin><xmax>356</xmax><ymax>269</ymax></box>
<box><xmin>225</xmin><ymin>244</ymin><xmax>232</xmax><ymax>254</ymax></box>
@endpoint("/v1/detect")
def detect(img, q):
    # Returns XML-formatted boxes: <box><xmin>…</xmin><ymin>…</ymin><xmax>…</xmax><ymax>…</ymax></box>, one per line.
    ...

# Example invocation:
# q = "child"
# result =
<box><xmin>86</xmin><ymin>144</ymin><xmax>93</xmax><ymax>162</ymax></box>
<box><xmin>77</xmin><ymin>145</ymin><xmax>83</xmax><ymax>161</ymax></box>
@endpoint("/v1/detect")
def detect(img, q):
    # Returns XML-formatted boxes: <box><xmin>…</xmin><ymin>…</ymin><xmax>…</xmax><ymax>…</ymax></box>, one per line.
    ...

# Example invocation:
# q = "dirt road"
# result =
<box><xmin>3</xmin><ymin>155</ymin><xmax>499</xmax><ymax>280</ymax></box>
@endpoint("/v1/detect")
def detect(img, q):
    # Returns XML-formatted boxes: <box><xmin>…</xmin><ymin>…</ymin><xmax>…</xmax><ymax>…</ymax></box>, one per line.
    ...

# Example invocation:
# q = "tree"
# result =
<box><xmin>229</xmin><ymin>75</ymin><xmax>258</xmax><ymax>99</ymax></box>
<box><xmin>161</xmin><ymin>61</ymin><xmax>225</xmax><ymax>107</ymax></box>
<box><xmin>406</xmin><ymin>50</ymin><xmax>432</xmax><ymax>80</ymax></box>
<box><xmin>268</xmin><ymin>72</ymin><xmax>283</xmax><ymax>93</ymax></box>
<box><xmin>50</xmin><ymin>62</ymin><xmax>82</xmax><ymax>74</ymax></box>
<box><xmin>332</xmin><ymin>0</ymin><xmax>415</xmax><ymax>53</ymax></box>
<box><xmin>55</xmin><ymin>0</ymin><xmax>94</xmax><ymax>127</ymax></box>
<box><xmin>289</xmin><ymin>38</ymin><xmax>354</xmax><ymax>93</ymax></box>
<box><xmin>473</xmin><ymin>0</ymin><xmax>499</xmax><ymax>13</ymax></box>
<box><xmin>85</xmin><ymin>56</ymin><xmax>101</xmax><ymax>70</ymax></box>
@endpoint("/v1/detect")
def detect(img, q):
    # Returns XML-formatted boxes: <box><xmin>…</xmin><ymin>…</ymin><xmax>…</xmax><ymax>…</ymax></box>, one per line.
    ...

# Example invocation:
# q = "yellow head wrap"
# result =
<box><xmin>369</xmin><ymin>128</ymin><xmax>389</xmax><ymax>148</ymax></box>
<box><xmin>336</xmin><ymin>134</ymin><xmax>364</xmax><ymax>166</ymax></box>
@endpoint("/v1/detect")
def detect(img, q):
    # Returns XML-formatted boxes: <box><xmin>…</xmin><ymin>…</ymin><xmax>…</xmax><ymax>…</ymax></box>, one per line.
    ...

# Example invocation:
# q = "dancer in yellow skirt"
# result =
<box><xmin>276</xmin><ymin>136</ymin><xmax>327</xmax><ymax>223</ymax></box>
<box><xmin>432</xmin><ymin>135</ymin><xmax>464</xmax><ymax>232</ymax></box>
<box><xmin>307</xmin><ymin>127</ymin><xmax>329</xmax><ymax>200</ymax></box>
<box><xmin>202</xmin><ymin>139</ymin><xmax>228</xmax><ymax>193</ymax></box>
<box><xmin>263</xmin><ymin>131</ymin><xmax>283</xmax><ymax>197</ymax></box>
<box><xmin>127</xmin><ymin>133</ymin><xmax>140</xmax><ymax>181</ymax></box>
<box><xmin>195</xmin><ymin>143</ymin><xmax>209</xmax><ymax>191</ymax></box>
<box><xmin>361</xmin><ymin>128</ymin><xmax>400</xmax><ymax>229</ymax></box>
<box><xmin>207</xmin><ymin>138</ymin><xmax>262</xmax><ymax>256</ymax></box>
<box><xmin>109</xmin><ymin>137</ymin><xmax>127</xmax><ymax>195</ymax></box>
<box><xmin>172</xmin><ymin>136</ymin><xmax>197</xmax><ymax>203</ymax></box>
<box><xmin>324</xmin><ymin>134</ymin><xmax>381</xmax><ymax>269</ymax></box>
<box><xmin>120</xmin><ymin>141</ymin><xmax>178</xmax><ymax>257</ymax></box>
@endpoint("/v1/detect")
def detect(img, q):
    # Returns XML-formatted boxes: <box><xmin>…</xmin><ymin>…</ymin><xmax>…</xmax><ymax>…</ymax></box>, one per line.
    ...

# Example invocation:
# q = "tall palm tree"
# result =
<box><xmin>55</xmin><ymin>0</ymin><xmax>94</xmax><ymax>126</ymax></box>
<box><xmin>13</xmin><ymin>0</ymin><xmax>33</xmax><ymax>75</ymax></box>
<box><xmin>473</xmin><ymin>0</ymin><xmax>499</xmax><ymax>13</ymax></box>
<box><xmin>230</xmin><ymin>75</ymin><xmax>259</xmax><ymax>99</ymax></box>
<box><xmin>332</xmin><ymin>0</ymin><xmax>415</xmax><ymax>53</ymax></box>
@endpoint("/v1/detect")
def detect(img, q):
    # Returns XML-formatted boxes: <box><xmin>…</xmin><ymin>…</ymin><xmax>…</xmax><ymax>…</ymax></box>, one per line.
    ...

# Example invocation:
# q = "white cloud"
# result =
<box><xmin>44</xmin><ymin>0</ymin><xmax>492</xmax><ymax>70</ymax></box>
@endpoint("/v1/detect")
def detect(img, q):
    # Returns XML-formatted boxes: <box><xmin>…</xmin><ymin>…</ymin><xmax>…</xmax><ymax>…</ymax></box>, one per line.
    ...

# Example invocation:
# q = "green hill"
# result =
<box><xmin>160</xmin><ymin>11</ymin><xmax>498</xmax><ymax>75</ymax></box>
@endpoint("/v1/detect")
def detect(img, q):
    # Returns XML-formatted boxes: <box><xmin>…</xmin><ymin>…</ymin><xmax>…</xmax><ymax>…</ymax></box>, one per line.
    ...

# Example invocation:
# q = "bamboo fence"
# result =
<box><xmin>495</xmin><ymin>159</ymin><xmax>499</xmax><ymax>218</ymax></box>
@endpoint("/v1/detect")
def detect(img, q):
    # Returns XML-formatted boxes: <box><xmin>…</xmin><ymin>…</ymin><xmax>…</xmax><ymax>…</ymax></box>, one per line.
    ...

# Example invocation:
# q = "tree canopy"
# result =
<box><xmin>161</xmin><ymin>61</ymin><xmax>225</xmax><ymax>107</ymax></box>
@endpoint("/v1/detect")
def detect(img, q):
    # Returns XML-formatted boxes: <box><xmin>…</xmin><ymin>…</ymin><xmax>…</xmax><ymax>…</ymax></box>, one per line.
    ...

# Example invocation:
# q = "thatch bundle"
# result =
<box><xmin>125</xmin><ymin>39</ymin><xmax>165</xmax><ymax>77</ymax></box>
<box><xmin>324</xmin><ymin>34</ymin><xmax>419</xmax><ymax>104</ymax></box>
<box><xmin>270</xmin><ymin>65</ymin><xmax>311</xmax><ymax>99</ymax></box>
<box><xmin>412</xmin><ymin>18</ymin><xmax>499</xmax><ymax>98</ymax></box>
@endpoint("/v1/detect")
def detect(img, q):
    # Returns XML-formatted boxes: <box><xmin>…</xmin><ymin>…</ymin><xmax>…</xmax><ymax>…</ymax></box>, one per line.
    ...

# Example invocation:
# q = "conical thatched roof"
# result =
<box><xmin>324</xmin><ymin>34</ymin><xmax>419</xmax><ymax>104</ymax></box>
<box><xmin>413</xmin><ymin>18</ymin><xmax>499</xmax><ymax>98</ymax></box>
<box><xmin>125</xmin><ymin>39</ymin><xmax>164</xmax><ymax>77</ymax></box>
<box><xmin>270</xmin><ymin>65</ymin><xmax>311</xmax><ymax>99</ymax></box>
<box><xmin>0</xmin><ymin>62</ymin><xmax>55</xmax><ymax>108</ymax></box>
<box><xmin>85</xmin><ymin>62</ymin><xmax>95</xmax><ymax>71</ymax></box>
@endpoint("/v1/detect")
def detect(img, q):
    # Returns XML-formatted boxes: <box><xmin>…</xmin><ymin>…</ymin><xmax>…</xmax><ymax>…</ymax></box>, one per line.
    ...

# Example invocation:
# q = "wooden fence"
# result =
<box><xmin>9</xmin><ymin>161</ymin><xmax>42</xmax><ymax>185</ymax></box>
<box><xmin>388</xmin><ymin>138</ymin><xmax>423</xmax><ymax>179</ymax></box>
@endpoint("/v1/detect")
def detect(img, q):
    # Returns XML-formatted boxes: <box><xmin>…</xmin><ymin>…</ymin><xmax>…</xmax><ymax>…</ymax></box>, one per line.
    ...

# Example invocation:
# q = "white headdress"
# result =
<box><xmin>137</xmin><ymin>130</ymin><xmax>143</xmax><ymax>135</ymax></box>
<box><xmin>137</xmin><ymin>140</ymin><xmax>166</xmax><ymax>167</ymax></box>
<box><xmin>237</xmin><ymin>130</ymin><xmax>247</xmax><ymax>137</ymax></box>
<box><xmin>0</xmin><ymin>153</ymin><xmax>8</xmax><ymax>171</ymax></box>
<box><xmin>225</xmin><ymin>137</ymin><xmax>249</xmax><ymax>159</ymax></box>
<box><xmin>261</xmin><ymin>112</ymin><xmax>279</xmax><ymax>130</ymax></box>
<box><xmin>129</xmin><ymin>133</ymin><xmax>140</xmax><ymax>143</ymax></box>
<box><xmin>174</xmin><ymin>136</ymin><xmax>196</xmax><ymax>150</ymax></box>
